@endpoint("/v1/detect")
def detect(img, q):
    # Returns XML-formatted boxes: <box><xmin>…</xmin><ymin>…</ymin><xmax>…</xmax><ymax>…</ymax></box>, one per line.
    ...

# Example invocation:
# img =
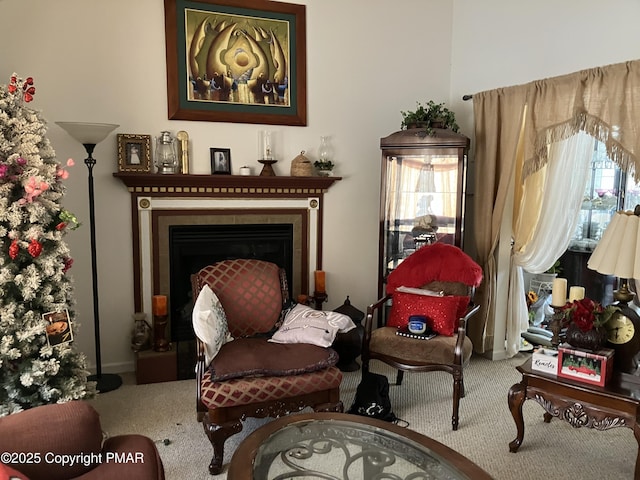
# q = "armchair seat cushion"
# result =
<box><xmin>370</xmin><ymin>327</ymin><xmax>473</xmax><ymax>365</ymax></box>
<box><xmin>200</xmin><ymin>366</ymin><xmax>343</xmax><ymax>409</ymax></box>
<box><xmin>209</xmin><ymin>337</ymin><xmax>339</xmax><ymax>381</ymax></box>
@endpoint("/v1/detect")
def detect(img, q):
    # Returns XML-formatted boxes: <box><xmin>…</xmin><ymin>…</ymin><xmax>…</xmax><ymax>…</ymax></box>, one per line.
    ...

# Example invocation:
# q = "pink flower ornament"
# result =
<box><xmin>23</xmin><ymin>176</ymin><xmax>49</xmax><ymax>203</ymax></box>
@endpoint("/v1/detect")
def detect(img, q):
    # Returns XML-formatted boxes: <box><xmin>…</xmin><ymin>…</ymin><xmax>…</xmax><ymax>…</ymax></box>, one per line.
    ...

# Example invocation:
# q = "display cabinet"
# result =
<box><xmin>378</xmin><ymin>128</ymin><xmax>470</xmax><ymax>298</ymax></box>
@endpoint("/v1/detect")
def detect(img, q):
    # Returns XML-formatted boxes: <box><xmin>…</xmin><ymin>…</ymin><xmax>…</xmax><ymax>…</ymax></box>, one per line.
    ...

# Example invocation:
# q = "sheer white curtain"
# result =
<box><xmin>505</xmin><ymin>132</ymin><xmax>595</xmax><ymax>356</ymax></box>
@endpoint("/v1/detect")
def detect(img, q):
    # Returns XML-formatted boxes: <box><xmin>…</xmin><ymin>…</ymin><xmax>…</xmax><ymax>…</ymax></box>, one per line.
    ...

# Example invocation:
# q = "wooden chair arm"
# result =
<box><xmin>454</xmin><ymin>303</ymin><xmax>480</xmax><ymax>363</ymax></box>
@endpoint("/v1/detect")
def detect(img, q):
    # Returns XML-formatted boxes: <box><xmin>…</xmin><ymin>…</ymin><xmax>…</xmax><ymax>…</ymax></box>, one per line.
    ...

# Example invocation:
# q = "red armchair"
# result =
<box><xmin>0</xmin><ymin>400</ymin><xmax>164</xmax><ymax>480</ymax></box>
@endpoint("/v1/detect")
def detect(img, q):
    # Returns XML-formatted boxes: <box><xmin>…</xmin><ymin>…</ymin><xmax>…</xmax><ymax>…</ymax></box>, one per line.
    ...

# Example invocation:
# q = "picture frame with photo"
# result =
<box><xmin>210</xmin><ymin>148</ymin><xmax>231</xmax><ymax>174</ymax></box>
<box><xmin>43</xmin><ymin>310</ymin><xmax>73</xmax><ymax>347</ymax></box>
<box><xmin>117</xmin><ymin>134</ymin><xmax>152</xmax><ymax>172</ymax></box>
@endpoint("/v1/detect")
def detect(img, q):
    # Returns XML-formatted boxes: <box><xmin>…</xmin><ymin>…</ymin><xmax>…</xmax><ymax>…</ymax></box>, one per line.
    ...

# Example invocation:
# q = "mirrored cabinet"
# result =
<box><xmin>378</xmin><ymin>128</ymin><xmax>470</xmax><ymax>297</ymax></box>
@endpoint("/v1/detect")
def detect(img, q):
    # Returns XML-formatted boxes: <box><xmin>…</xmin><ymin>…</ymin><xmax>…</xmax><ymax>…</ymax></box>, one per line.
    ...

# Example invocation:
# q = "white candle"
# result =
<box><xmin>568</xmin><ymin>286</ymin><xmax>585</xmax><ymax>302</ymax></box>
<box><xmin>239</xmin><ymin>166</ymin><xmax>251</xmax><ymax>176</ymax></box>
<box><xmin>551</xmin><ymin>278</ymin><xmax>567</xmax><ymax>307</ymax></box>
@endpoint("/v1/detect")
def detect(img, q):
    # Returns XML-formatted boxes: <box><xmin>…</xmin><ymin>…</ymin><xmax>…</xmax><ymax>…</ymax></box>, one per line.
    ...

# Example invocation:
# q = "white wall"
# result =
<box><xmin>4</xmin><ymin>0</ymin><xmax>638</xmax><ymax>371</ymax></box>
<box><xmin>0</xmin><ymin>0</ymin><xmax>455</xmax><ymax>372</ymax></box>
<box><xmin>450</xmin><ymin>0</ymin><xmax>640</xmax><ymax>357</ymax></box>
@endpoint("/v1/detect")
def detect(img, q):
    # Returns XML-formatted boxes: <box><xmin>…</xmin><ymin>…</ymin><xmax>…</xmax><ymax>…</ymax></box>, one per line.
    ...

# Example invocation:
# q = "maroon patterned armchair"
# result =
<box><xmin>191</xmin><ymin>259</ymin><xmax>343</xmax><ymax>475</ymax></box>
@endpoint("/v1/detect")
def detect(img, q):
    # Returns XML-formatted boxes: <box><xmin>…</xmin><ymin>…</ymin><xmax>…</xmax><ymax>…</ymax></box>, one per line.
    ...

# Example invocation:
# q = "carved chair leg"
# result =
<box><xmin>452</xmin><ymin>372</ymin><xmax>462</xmax><ymax>431</ymax></box>
<box><xmin>202</xmin><ymin>413</ymin><xmax>243</xmax><ymax>475</ymax></box>
<box><xmin>396</xmin><ymin>369</ymin><xmax>404</xmax><ymax>386</ymax></box>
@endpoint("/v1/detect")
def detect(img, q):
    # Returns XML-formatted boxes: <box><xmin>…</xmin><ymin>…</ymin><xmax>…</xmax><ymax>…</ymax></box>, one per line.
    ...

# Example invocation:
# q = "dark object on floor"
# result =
<box><xmin>348</xmin><ymin>372</ymin><xmax>397</xmax><ymax>423</ymax></box>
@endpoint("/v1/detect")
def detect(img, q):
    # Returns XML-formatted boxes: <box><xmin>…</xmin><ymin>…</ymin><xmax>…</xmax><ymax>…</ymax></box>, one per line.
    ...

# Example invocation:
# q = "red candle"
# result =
<box><xmin>152</xmin><ymin>295</ymin><xmax>167</xmax><ymax>315</ymax></box>
<box><xmin>314</xmin><ymin>270</ymin><xmax>326</xmax><ymax>293</ymax></box>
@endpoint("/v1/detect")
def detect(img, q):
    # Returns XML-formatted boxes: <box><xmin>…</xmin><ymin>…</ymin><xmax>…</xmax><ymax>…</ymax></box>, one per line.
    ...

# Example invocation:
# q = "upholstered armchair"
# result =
<box><xmin>0</xmin><ymin>400</ymin><xmax>164</xmax><ymax>480</ymax></box>
<box><xmin>191</xmin><ymin>259</ymin><xmax>344</xmax><ymax>475</ymax></box>
<box><xmin>362</xmin><ymin>243</ymin><xmax>483</xmax><ymax>430</ymax></box>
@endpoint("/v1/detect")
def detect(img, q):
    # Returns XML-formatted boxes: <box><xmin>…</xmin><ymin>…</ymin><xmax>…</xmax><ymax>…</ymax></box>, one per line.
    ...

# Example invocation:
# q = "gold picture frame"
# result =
<box><xmin>117</xmin><ymin>134</ymin><xmax>152</xmax><ymax>172</ymax></box>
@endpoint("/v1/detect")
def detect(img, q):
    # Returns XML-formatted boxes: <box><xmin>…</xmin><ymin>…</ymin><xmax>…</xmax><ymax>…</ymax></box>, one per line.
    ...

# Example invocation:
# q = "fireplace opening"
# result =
<box><xmin>168</xmin><ymin>223</ymin><xmax>294</xmax><ymax>343</ymax></box>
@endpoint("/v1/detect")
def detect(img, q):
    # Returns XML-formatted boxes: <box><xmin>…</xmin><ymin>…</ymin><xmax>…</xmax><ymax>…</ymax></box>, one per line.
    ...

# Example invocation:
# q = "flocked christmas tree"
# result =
<box><xmin>0</xmin><ymin>73</ymin><xmax>94</xmax><ymax>416</ymax></box>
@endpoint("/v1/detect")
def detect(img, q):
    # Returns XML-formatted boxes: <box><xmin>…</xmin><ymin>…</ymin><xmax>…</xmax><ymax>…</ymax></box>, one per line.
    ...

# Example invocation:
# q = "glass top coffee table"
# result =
<box><xmin>228</xmin><ymin>412</ymin><xmax>492</xmax><ymax>479</ymax></box>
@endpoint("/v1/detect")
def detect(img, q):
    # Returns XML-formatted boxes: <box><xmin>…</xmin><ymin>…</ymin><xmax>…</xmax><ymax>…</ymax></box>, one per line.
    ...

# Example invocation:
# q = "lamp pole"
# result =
<box><xmin>83</xmin><ymin>144</ymin><xmax>122</xmax><ymax>393</ymax></box>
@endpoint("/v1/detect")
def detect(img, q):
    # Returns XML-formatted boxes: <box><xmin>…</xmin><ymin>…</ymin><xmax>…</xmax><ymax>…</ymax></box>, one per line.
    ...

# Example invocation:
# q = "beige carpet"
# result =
<box><xmin>88</xmin><ymin>353</ymin><xmax>634</xmax><ymax>479</ymax></box>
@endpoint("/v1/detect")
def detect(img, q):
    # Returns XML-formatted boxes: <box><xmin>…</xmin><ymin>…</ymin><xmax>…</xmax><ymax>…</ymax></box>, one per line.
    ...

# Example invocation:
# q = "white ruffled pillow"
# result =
<box><xmin>192</xmin><ymin>285</ymin><xmax>233</xmax><ymax>365</ymax></box>
<box><xmin>269</xmin><ymin>303</ymin><xmax>356</xmax><ymax>348</ymax></box>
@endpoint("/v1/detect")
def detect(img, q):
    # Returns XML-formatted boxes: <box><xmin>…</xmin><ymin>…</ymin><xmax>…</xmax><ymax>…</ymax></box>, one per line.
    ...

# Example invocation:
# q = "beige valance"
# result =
<box><xmin>483</xmin><ymin>60</ymin><xmax>640</xmax><ymax>181</ymax></box>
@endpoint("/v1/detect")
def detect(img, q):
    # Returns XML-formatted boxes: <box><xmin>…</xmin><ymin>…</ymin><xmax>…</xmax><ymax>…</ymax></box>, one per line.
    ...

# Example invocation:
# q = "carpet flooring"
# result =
<box><xmin>88</xmin><ymin>353</ymin><xmax>635</xmax><ymax>479</ymax></box>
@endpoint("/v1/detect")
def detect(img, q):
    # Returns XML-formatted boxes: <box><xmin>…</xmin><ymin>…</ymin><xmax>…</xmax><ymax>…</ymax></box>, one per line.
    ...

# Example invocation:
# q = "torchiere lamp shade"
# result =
<box><xmin>56</xmin><ymin>122</ymin><xmax>118</xmax><ymax>145</ymax></box>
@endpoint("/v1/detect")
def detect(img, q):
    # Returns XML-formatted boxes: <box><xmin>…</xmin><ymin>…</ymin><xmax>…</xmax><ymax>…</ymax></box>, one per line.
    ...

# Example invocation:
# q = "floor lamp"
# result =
<box><xmin>57</xmin><ymin>122</ymin><xmax>121</xmax><ymax>393</ymax></box>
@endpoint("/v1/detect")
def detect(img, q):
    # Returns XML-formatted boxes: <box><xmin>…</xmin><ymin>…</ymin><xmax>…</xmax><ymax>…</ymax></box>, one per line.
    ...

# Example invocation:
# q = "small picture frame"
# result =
<box><xmin>210</xmin><ymin>148</ymin><xmax>231</xmax><ymax>175</ymax></box>
<box><xmin>117</xmin><ymin>134</ymin><xmax>152</xmax><ymax>172</ymax></box>
<box><xmin>43</xmin><ymin>310</ymin><xmax>73</xmax><ymax>347</ymax></box>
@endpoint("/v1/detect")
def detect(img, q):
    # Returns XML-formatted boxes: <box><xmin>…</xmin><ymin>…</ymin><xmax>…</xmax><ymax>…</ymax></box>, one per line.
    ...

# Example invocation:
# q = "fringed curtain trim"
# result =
<box><xmin>524</xmin><ymin>111</ymin><xmax>637</xmax><ymax>180</ymax></box>
<box><xmin>516</xmin><ymin>59</ymin><xmax>640</xmax><ymax>182</ymax></box>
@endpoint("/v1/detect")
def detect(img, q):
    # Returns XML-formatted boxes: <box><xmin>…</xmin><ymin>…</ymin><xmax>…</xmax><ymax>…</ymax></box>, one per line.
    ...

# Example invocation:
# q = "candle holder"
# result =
<box><xmin>310</xmin><ymin>291</ymin><xmax>328</xmax><ymax>311</ymax></box>
<box><xmin>549</xmin><ymin>305</ymin><xmax>566</xmax><ymax>349</ymax></box>
<box><xmin>153</xmin><ymin>314</ymin><xmax>170</xmax><ymax>352</ymax></box>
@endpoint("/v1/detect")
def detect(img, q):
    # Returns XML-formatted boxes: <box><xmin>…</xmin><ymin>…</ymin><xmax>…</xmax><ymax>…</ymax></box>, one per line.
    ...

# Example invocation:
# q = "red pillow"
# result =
<box><xmin>388</xmin><ymin>293</ymin><xmax>469</xmax><ymax>336</ymax></box>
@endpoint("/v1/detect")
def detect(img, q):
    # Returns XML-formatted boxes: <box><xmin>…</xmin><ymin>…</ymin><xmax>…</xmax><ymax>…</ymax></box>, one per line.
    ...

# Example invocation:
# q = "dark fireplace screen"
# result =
<box><xmin>168</xmin><ymin>223</ymin><xmax>294</xmax><ymax>342</ymax></box>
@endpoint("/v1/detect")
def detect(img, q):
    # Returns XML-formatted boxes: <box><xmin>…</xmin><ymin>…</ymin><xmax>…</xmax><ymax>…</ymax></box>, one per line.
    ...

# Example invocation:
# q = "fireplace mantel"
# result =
<box><xmin>113</xmin><ymin>172</ymin><xmax>341</xmax><ymax>197</ymax></box>
<box><xmin>113</xmin><ymin>172</ymin><xmax>341</xmax><ymax>316</ymax></box>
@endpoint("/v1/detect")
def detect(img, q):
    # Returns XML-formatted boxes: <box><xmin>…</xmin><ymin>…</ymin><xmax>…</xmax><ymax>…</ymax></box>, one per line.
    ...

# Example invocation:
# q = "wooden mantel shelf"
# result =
<box><xmin>113</xmin><ymin>172</ymin><xmax>341</xmax><ymax>197</ymax></box>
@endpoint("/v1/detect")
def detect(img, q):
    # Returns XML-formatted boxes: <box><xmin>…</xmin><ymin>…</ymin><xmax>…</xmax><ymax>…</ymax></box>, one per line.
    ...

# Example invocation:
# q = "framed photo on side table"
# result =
<box><xmin>210</xmin><ymin>148</ymin><xmax>231</xmax><ymax>174</ymax></box>
<box><xmin>163</xmin><ymin>0</ymin><xmax>307</xmax><ymax>126</ymax></box>
<box><xmin>117</xmin><ymin>134</ymin><xmax>152</xmax><ymax>172</ymax></box>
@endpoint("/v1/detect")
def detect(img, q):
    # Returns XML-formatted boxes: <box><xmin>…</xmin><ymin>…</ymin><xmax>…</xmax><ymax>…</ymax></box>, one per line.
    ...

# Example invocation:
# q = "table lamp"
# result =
<box><xmin>587</xmin><ymin>207</ymin><xmax>640</xmax><ymax>375</ymax></box>
<box><xmin>56</xmin><ymin>122</ymin><xmax>121</xmax><ymax>393</ymax></box>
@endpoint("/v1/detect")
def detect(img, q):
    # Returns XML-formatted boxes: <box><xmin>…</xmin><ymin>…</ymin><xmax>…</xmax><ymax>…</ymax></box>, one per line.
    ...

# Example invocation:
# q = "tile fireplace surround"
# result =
<box><xmin>113</xmin><ymin>173</ymin><xmax>341</xmax><ymax>319</ymax></box>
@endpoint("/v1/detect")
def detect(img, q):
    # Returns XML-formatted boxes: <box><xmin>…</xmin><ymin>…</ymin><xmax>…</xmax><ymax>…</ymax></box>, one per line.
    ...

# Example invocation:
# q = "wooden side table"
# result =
<box><xmin>508</xmin><ymin>358</ymin><xmax>640</xmax><ymax>479</ymax></box>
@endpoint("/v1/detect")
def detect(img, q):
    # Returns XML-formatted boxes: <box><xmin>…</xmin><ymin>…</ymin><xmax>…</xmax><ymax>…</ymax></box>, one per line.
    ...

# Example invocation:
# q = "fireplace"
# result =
<box><xmin>114</xmin><ymin>173</ymin><xmax>341</xmax><ymax>381</ymax></box>
<box><xmin>168</xmin><ymin>223</ymin><xmax>294</xmax><ymax>341</ymax></box>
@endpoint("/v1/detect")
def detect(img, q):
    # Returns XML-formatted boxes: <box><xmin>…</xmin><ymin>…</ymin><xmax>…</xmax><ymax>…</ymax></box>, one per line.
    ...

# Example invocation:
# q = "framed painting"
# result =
<box><xmin>164</xmin><ymin>0</ymin><xmax>307</xmax><ymax>126</ymax></box>
<box><xmin>117</xmin><ymin>134</ymin><xmax>152</xmax><ymax>172</ymax></box>
<box><xmin>210</xmin><ymin>148</ymin><xmax>232</xmax><ymax>174</ymax></box>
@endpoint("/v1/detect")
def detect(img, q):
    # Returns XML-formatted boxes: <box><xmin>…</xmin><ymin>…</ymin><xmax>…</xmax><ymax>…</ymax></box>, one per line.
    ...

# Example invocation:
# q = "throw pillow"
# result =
<box><xmin>385</xmin><ymin>242</ymin><xmax>483</xmax><ymax>295</ymax></box>
<box><xmin>388</xmin><ymin>292</ymin><xmax>468</xmax><ymax>336</ymax></box>
<box><xmin>209</xmin><ymin>337</ymin><xmax>338</xmax><ymax>382</ymax></box>
<box><xmin>269</xmin><ymin>303</ymin><xmax>356</xmax><ymax>347</ymax></box>
<box><xmin>192</xmin><ymin>284</ymin><xmax>233</xmax><ymax>365</ymax></box>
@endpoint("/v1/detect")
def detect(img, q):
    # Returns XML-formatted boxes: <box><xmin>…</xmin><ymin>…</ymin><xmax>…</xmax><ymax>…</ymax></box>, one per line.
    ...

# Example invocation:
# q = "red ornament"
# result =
<box><xmin>8</xmin><ymin>239</ymin><xmax>19</xmax><ymax>259</ymax></box>
<box><xmin>55</xmin><ymin>222</ymin><xmax>66</xmax><ymax>231</ymax></box>
<box><xmin>63</xmin><ymin>257</ymin><xmax>73</xmax><ymax>273</ymax></box>
<box><xmin>28</xmin><ymin>239</ymin><xmax>42</xmax><ymax>258</ymax></box>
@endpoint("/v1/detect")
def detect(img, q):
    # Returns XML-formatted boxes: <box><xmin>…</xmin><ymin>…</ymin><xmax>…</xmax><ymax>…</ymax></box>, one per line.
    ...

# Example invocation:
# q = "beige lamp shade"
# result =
<box><xmin>587</xmin><ymin>210</ymin><xmax>640</xmax><ymax>278</ymax></box>
<box><xmin>56</xmin><ymin>122</ymin><xmax>118</xmax><ymax>145</ymax></box>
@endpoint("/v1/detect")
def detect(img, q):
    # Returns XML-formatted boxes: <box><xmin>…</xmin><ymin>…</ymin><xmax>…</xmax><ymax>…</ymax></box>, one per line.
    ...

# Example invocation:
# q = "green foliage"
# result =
<box><xmin>400</xmin><ymin>100</ymin><xmax>460</xmax><ymax>135</ymax></box>
<box><xmin>545</xmin><ymin>260</ymin><xmax>562</xmax><ymax>274</ymax></box>
<box><xmin>313</xmin><ymin>160</ymin><xmax>334</xmax><ymax>170</ymax></box>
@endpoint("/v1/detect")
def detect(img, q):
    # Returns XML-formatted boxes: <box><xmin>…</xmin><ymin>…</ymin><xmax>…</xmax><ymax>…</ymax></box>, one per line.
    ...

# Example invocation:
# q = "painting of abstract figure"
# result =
<box><xmin>165</xmin><ymin>0</ymin><xmax>307</xmax><ymax>126</ymax></box>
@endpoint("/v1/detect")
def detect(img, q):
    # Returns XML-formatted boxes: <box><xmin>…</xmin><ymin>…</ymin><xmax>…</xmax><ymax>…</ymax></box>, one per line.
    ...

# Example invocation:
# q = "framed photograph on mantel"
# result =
<box><xmin>210</xmin><ymin>148</ymin><xmax>231</xmax><ymax>174</ymax></box>
<box><xmin>117</xmin><ymin>134</ymin><xmax>152</xmax><ymax>172</ymax></box>
<box><xmin>163</xmin><ymin>0</ymin><xmax>307</xmax><ymax>126</ymax></box>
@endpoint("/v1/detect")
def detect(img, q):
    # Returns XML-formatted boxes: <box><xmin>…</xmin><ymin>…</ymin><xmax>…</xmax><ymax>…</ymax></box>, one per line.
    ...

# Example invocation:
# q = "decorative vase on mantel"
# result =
<box><xmin>564</xmin><ymin>323</ymin><xmax>608</xmax><ymax>351</ymax></box>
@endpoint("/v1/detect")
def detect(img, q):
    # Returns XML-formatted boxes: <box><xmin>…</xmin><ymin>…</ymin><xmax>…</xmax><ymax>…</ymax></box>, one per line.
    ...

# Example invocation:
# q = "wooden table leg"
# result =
<box><xmin>508</xmin><ymin>381</ymin><xmax>526</xmax><ymax>453</ymax></box>
<box><xmin>634</xmin><ymin>422</ymin><xmax>640</xmax><ymax>480</ymax></box>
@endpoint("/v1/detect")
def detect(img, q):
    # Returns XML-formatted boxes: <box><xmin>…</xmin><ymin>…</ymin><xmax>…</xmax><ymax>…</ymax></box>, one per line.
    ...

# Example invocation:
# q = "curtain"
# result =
<box><xmin>507</xmin><ymin>133</ymin><xmax>595</xmax><ymax>356</ymax></box>
<box><xmin>470</xmin><ymin>88</ymin><xmax>527</xmax><ymax>353</ymax></box>
<box><xmin>470</xmin><ymin>58</ymin><xmax>640</xmax><ymax>355</ymax></box>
